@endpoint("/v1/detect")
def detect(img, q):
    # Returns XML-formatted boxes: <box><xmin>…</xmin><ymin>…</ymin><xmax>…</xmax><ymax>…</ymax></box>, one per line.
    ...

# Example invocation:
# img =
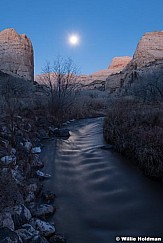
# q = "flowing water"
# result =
<box><xmin>41</xmin><ymin>117</ymin><xmax>163</xmax><ymax>243</ymax></box>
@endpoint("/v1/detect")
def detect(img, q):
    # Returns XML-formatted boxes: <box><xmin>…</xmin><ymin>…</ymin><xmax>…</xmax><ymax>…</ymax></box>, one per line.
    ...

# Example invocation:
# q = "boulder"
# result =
<box><xmin>28</xmin><ymin>203</ymin><xmax>56</xmax><ymax>219</ymax></box>
<box><xmin>0</xmin><ymin>155</ymin><xmax>16</xmax><ymax>166</ymax></box>
<box><xmin>0</xmin><ymin>227</ymin><xmax>22</xmax><ymax>243</ymax></box>
<box><xmin>11</xmin><ymin>148</ymin><xmax>16</xmax><ymax>155</ymax></box>
<box><xmin>48</xmin><ymin>127</ymin><xmax>58</xmax><ymax>136</ymax></box>
<box><xmin>53</xmin><ymin>129</ymin><xmax>70</xmax><ymax>138</ymax></box>
<box><xmin>16</xmin><ymin>224</ymin><xmax>40</xmax><ymax>243</ymax></box>
<box><xmin>32</xmin><ymin>147</ymin><xmax>41</xmax><ymax>154</ymax></box>
<box><xmin>25</xmin><ymin>179</ymin><xmax>43</xmax><ymax>198</ymax></box>
<box><xmin>16</xmin><ymin>228</ymin><xmax>37</xmax><ymax>243</ymax></box>
<box><xmin>30</xmin><ymin>218</ymin><xmax>55</xmax><ymax>237</ymax></box>
<box><xmin>11</xmin><ymin>165</ymin><xmax>24</xmax><ymax>183</ymax></box>
<box><xmin>38</xmin><ymin>129</ymin><xmax>49</xmax><ymax>140</ymax></box>
<box><xmin>25</xmin><ymin>192</ymin><xmax>35</xmax><ymax>203</ymax></box>
<box><xmin>0</xmin><ymin>211</ymin><xmax>14</xmax><ymax>230</ymax></box>
<box><xmin>26</xmin><ymin>183</ymin><xmax>38</xmax><ymax>194</ymax></box>
<box><xmin>0</xmin><ymin>170</ymin><xmax>24</xmax><ymax>211</ymax></box>
<box><xmin>0</xmin><ymin>137</ymin><xmax>9</xmax><ymax>148</ymax></box>
<box><xmin>9</xmin><ymin>204</ymin><xmax>32</xmax><ymax>229</ymax></box>
<box><xmin>24</xmin><ymin>141</ymin><xmax>33</xmax><ymax>152</ymax></box>
<box><xmin>36</xmin><ymin>170</ymin><xmax>51</xmax><ymax>179</ymax></box>
<box><xmin>31</xmin><ymin>154</ymin><xmax>44</xmax><ymax>168</ymax></box>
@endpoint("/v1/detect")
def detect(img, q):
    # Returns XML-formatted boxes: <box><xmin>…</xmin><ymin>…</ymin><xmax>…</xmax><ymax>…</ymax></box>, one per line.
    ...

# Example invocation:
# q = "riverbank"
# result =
<box><xmin>103</xmin><ymin>100</ymin><xmax>163</xmax><ymax>181</ymax></box>
<box><xmin>0</xmin><ymin>113</ymin><xmax>67</xmax><ymax>242</ymax></box>
<box><xmin>0</xmin><ymin>101</ymin><xmax>107</xmax><ymax>241</ymax></box>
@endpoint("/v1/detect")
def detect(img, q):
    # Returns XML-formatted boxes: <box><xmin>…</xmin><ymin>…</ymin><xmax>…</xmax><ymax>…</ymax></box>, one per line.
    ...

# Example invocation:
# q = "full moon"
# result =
<box><xmin>68</xmin><ymin>34</ymin><xmax>80</xmax><ymax>46</ymax></box>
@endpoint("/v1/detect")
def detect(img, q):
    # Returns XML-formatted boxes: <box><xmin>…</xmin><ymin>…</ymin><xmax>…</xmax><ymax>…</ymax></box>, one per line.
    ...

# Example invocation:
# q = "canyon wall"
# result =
<box><xmin>106</xmin><ymin>31</ymin><xmax>163</xmax><ymax>94</ymax></box>
<box><xmin>0</xmin><ymin>28</ymin><xmax>34</xmax><ymax>81</ymax></box>
<box><xmin>35</xmin><ymin>56</ymin><xmax>131</xmax><ymax>91</ymax></box>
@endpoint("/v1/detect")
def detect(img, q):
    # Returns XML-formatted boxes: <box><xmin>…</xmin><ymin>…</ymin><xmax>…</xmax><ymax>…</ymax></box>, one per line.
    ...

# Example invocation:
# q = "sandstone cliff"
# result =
<box><xmin>108</xmin><ymin>56</ymin><xmax>132</xmax><ymax>71</ymax></box>
<box><xmin>87</xmin><ymin>56</ymin><xmax>131</xmax><ymax>83</ymax></box>
<box><xmin>106</xmin><ymin>31</ymin><xmax>163</xmax><ymax>94</ymax></box>
<box><xmin>131</xmin><ymin>31</ymin><xmax>163</xmax><ymax>68</ymax></box>
<box><xmin>35</xmin><ymin>56</ymin><xmax>131</xmax><ymax>91</ymax></box>
<box><xmin>0</xmin><ymin>28</ymin><xmax>34</xmax><ymax>81</ymax></box>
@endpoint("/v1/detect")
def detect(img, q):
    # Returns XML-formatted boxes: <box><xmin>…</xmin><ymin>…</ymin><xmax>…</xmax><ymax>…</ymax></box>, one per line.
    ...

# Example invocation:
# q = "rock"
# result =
<box><xmin>48</xmin><ymin>127</ymin><xmax>58</xmax><ymax>136</ymax></box>
<box><xmin>36</xmin><ymin>56</ymin><xmax>131</xmax><ymax>91</ymax></box>
<box><xmin>108</xmin><ymin>56</ymin><xmax>132</xmax><ymax>71</ymax></box>
<box><xmin>25</xmin><ymin>192</ymin><xmax>36</xmax><ymax>203</ymax></box>
<box><xmin>0</xmin><ymin>137</ymin><xmax>9</xmax><ymax>148</ymax></box>
<box><xmin>28</xmin><ymin>203</ymin><xmax>56</xmax><ymax>219</ymax></box>
<box><xmin>53</xmin><ymin>129</ymin><xmax>70</xmax><ymax>138</ymax></box>
<box><xmin>42</xmin><ymin>191</ymin><xmax>56</xmax><ymax>203</ymax></box>
<box><xmin>38</xmin><ymin>129</ymin><xmax>49</xmax><ymax>140</ymax></box>
<box><xmin>25</xmin><ymin>179</ymin><xmax>43</xmax><ymax>198</ymax></box>
<box><xmin>36</xmin><ymin>170</ymin><xmax>51</xmax><ymax>179</ymax></box>
<box><xmin>106</xmin><ymin>31</ymin><xmax>163</xmax><ymax>94</ymax></box>
<box><xmin>0</xmin><ymin>28</ymin><xmax>34</xmax><ymax>81</ymax></box>
<box><xmin>24</xmin><ymin>141</ymin><xmax>33</xmax><ymax>152</ymax></box>
<box><xmin>9</xmin><ymin>204</ymin><xmax>32</xmax><ymax>229</ymax></box>
<box><xmin>0</xmin><ymin>170</ymin><xmax>24</xmax><ymax>211</ymax></box>
<box><xmin>11</xmin><ymin>148</ymin><xmax>16</xmax><ymax>155</ymax></box>
<box><xmin>30</xmin><ymin>218</ymin><xmax>55</xmax><ymax>237</ymax></box>
<box><xmin>11</xmin><ymin>165</ymin><xmax>24</xmax><ymax>183</ymax></box>
<box><xmin>131</xmin><ymin>31</ymin><xmax>163</xmax><ymax>69</ymax></box>
<box><xmin>0</xmin><ymin>227</ymin><xmax>22</xmax><ymax>243</ymax></box>
<box><xmin>0</xmin><ymin>211</ymin><xmax>14</xmax><ymax>230</ymax></box>
<box><xmin>21</xmin><ymin>223</ymin><xmax>39</xmax><ymax>235</ymax></box>
<box><xmin>31</xmin><ymin>154</ymin><xmax>44</xmax><ymax>168</ymax></box>
<box><xmin>49</xmin><ymin>234</ymin><xmax>66</xmax><ymax>243</ymax></box>
<box><xmin>32</xmin><ymin>147</ymin><xmax>41</xmax><ymax>154</ymax></box>
<box><xmin>39</xmin><ymin>237</ymin><xmax>50</xmax><ymax>243</ymax></box>
<box><xmin>70</xmin><ymin>119</ymin><xmax>75</xmax><ymax>122</ymax></box>
<box><xmin>16</xmin><ymin>229</ymin><xmax>37</xmax><ymax>242</ymax></box>
<box><xmin>26</xmin><ymin>183</ymin><xmax>38</xmax><ymax>194</ymax></box>
<box><xmin>0</xmin><ymin>155</ymin><xmax>16</xmax><ymax>166</ymax></box>
<box><xmin>16</xmin><ymin>224</ymin><xmax>40</xmax><ymax>243</ymax></box>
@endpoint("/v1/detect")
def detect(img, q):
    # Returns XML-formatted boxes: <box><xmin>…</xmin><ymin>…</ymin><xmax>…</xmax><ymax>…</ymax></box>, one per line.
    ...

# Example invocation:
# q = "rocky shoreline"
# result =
<box><xmin>0</xmin><ymin>115</ymin><xmax>68</xmax><ymax>242</ymax></box>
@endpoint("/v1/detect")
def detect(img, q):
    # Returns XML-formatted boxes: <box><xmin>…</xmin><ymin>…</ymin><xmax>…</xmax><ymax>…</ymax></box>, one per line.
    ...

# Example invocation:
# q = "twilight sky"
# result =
<box><xmin>0</xmin><ymin>0</ymin><xmax>163</xmax><ymax>75</ymax></box>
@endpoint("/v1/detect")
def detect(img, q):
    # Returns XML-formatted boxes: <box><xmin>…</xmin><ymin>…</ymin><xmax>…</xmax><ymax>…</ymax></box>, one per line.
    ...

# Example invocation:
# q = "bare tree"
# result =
<box><xmin>42</xmin><ymin>56</ymin><xmax>80</xmax><ymax>126</ymax></box>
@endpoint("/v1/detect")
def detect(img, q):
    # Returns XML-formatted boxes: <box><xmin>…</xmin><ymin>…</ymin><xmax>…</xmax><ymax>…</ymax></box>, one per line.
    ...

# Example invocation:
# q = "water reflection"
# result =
<box><xmin>41</xmin><ymin>118</ymin><xmax>163</xmax><ymax>243</ymax></box>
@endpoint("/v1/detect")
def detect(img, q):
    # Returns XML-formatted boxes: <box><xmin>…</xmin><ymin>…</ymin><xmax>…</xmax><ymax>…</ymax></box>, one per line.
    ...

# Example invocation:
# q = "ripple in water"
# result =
<box><xmin>41</xmin><ymin>117</ymin><xmax>163</xmax><ymax>243</ymax></box>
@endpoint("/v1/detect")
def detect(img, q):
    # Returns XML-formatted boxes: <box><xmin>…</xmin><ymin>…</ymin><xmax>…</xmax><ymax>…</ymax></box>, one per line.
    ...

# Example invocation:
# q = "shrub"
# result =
<box><xmin>103</xmin><ymin>99</ymin><xmax>163</xmax><ymax>181</ymax></box>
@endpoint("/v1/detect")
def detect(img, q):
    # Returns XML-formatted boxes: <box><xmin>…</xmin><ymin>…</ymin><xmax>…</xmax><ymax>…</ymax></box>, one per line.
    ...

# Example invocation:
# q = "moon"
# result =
<box><xmin>68</xmin><ymin>34</ymin><xmax>80</xmax><ymax>46</ymax></box>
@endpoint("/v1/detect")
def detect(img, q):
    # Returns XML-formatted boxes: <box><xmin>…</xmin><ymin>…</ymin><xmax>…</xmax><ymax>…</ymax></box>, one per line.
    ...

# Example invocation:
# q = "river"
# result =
<box><xmin>41</xmin><ymin>117</ymin><xmax>163</xmax><ymax>243</ymax></box>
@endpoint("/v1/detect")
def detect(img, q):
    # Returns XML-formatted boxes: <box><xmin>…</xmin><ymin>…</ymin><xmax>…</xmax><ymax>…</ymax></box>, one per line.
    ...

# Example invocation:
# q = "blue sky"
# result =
<box><xmin>0</xmin><ymin>0</ymin><xmax>163</xmax><ymax>75</ymax></box>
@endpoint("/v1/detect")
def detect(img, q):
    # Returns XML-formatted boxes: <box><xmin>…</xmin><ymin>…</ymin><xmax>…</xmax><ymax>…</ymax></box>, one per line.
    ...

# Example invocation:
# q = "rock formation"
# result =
<box><xmin>105</xmin><ymin>31</ymin><xmax>163</xmax><ymax>94</ymax></box>
<box><xmin>35</xmin><ymin>56</ymin><xmax>131</xmax><ymax>91</ymax></box>
<box><xmin>131</xmin><ymin>31</ymin><xmax>163</xmax><ymax>68</ymax></box>
<box><xmin>0</xmin><ymin>28</ymin><xmax>34</xmax><ymax>81</ymax></box>
<box><xmin>84</xmin><ymin>56</ymin><xmax>132</xmax><ymax>85</ymax></box>
<box><xmin>108</xmin><ymin>56</ymin><xmax>132</xmax><ymax>72</ymax></box>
